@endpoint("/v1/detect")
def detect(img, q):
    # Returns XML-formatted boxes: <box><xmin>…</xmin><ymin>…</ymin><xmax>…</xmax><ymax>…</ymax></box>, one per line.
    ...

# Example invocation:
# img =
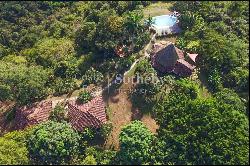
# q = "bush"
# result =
<box><xmin>5</xmin><ymin>107</ymin><xmax>16</xmax><ymax>122</ymax></box>
<box><xmin>54</xmin><ymin>58</ymin><xmax>80</xmax><ymax>79</ymax></box>
<box><xmin>214</xmin><ymin>88</ymin><xmax>246</xmax><ymax>114</ymax></box>
<box><xmin>27</xmin><ymin>121</ymin><xmax>81</xmax><ymax>165</ymax></box>
<box><xmin>224</xmin><ymin>68</ymin><xmax>249</xmax><ymax>93</ymax></box>
<box><xmin>208</xmin><ymin>69</ymin><xmax>223</xmax><ymax>92</ymax></box>
<box><xmin>81</xmin><ymin>155</ymin><xmax>97</xmax><ymax>165</ymax></box>
<box><xmin>82</xmin><ymin>67</ymin><xmax>104</xmax><ymax>86</ymax></box>
<box><xmin>78</xmin><ymin>90</ymin><xmax>93</xmax><ymax>104</ymax></box>
<box><xmin>80</xmin><ymin>127</ymin><xmax>95</xmax><ymax>143</ymax></box>
<box><xmin>49</xmin><ymin>105</ymin><xmax>68</xmax><ymax>122</ymax></box>
<box><xmin>84</xmin><ymin>146</ymin><xmax>116</xmax><ymax>165</ymax></box>
<box><xmin>99</xmin><ymin>122</ymin><xmax>113</xmax><ymax>139</ymax></box>
<box><xmin>116</xmin><ymin>55</ymin><xmax>135</xmax><ymax>73</ymax></box>
<box><xmin>175</xmin><ymin>78</ymin><xmax>200</xmax><ymax>99</ymax></box>
<box><xmin>0</xmin><ymin>84</ymin><xmax>13</xmax><ymax>101</ymax></box>
<box><xmin>53</xmin><ymin>78</ymin><xmax>78</xmax><ymax>96</ymax></box>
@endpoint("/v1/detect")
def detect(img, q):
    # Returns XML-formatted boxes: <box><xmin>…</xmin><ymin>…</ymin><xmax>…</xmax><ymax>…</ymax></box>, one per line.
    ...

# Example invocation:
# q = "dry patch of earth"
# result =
<box><xmin>103</xmin><ymin>75</ymin><xmax>159</xmax><ymax>150</ymax></box>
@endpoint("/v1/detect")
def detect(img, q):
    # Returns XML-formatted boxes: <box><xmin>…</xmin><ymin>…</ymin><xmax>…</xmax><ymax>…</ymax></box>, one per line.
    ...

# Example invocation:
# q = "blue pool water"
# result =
<box><xmin>152</xmin><ymin>15</ymin><xmax>177</xmax><ymax>27</ymax></box>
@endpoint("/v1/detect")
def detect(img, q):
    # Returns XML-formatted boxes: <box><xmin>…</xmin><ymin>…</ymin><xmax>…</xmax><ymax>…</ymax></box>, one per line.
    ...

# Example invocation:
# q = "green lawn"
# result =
<box><xmin>143</xmin><ymin>2</ymin><xmax>173</xmax><ymax>18</ymax></box>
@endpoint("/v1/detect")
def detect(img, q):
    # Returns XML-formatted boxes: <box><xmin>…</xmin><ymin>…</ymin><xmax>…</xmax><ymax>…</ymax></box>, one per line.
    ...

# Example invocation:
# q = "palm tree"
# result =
<box><xmin>124</xmin><ymin>11</ymin><xmax>144</xmax><ymax>50</ymax></box>
<box><xmin>145</xmin><ymin>14</ymin><xmax>155</xmax><ymax>29</ymax></box>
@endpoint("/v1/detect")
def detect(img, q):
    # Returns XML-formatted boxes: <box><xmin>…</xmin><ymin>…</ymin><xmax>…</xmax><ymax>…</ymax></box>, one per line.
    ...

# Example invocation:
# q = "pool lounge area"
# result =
<box><xmin>151</xmin><ymin>13</ymin><xmax>181</xmax><ymax>36</ymax></box>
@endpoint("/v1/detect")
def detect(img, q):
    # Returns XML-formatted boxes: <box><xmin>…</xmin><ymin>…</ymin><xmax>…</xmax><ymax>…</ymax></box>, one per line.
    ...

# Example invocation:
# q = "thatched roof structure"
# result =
<box><xmin>151</xmin><ymin>42</ymin><xmax>196</xmax><ymax>76</ymax></box>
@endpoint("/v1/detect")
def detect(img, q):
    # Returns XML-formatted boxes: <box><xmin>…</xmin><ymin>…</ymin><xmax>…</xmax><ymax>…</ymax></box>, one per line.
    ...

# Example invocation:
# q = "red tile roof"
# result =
<box><xmin>15</xmin><ymin>101</ymin><xmax>53</xmax><ymax>130</ymax></box>
<box><xmin>67</xmin><ymin>96</ymin><xmax>107</xmax><ymax>131</ymax></box>
<box><xmin>14</xmin><ymin>96</ymin><xmax>107</xmax><ymax>131</ymax></box>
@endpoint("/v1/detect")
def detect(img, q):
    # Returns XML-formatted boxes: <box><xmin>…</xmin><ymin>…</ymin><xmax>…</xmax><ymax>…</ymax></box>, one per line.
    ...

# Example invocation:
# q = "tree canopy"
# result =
<box><xmin>153</xmin><ymin>79</ymin><xmax>249</xmax><ymax>165</ymax></box>
<box><xmin>118</xmin><ymin>120</ymin><xmax>155</xmax><ymax>165</ymax></box>
<box><xmin>27</xmin><ymin>121</ymin><xmax>81</xmax><ymax>165</ymax></box>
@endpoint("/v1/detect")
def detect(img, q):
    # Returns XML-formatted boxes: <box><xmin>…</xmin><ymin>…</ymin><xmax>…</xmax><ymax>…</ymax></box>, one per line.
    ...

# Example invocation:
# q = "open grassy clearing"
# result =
<box><xmin>143</xmin><ymin>2</ymin><xmax>173</xmax><ymax>17</ymax></box>
<box><xmin>103</xmin><ymin>74</ymin><xmax>159</xmax><ymax>150</ymax></box>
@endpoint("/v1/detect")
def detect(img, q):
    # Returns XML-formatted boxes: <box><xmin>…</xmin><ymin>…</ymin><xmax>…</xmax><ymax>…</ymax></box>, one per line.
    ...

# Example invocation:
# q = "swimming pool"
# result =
<box><xmin>150</xmin><ymin>14</ymin><xmax>180</xmax><ymax>36</ymax></box>
<box><xmin>152</xmin><ymin>15</ymin><xmax>177</xmax><ymax>27</ymax></box>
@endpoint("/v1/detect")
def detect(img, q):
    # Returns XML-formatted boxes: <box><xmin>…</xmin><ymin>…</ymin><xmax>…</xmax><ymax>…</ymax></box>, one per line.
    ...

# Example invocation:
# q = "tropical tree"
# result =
<box><xmin>0</xmin><ymin>129</ymin><xmax>31</xmax><ymax>165</ymax></box>
<box><xmin>118</xmin><ymin>120</ymin><xmax>155</xmax><ymax>165</ymax></box>
<box><xmin>0</xmin><ymin>138</ymin><xmax>29</xmax><ymax>165</ymax></box>
<box><xmin>214</xmin><ymin>88</ymin><xmax>246</xmax><ymax>114</ymax></box>
<box><xmin>27</xmin><ymin>121</ymin><xmax>81</xmax><ymax>165</ymax></box>
<box><xmin>153</xmin><ymin>81</ymin><xmax>249</xmax><ymax>165</ymax></box>
<box><xmin>0</xmin><ymin>61</ymin><xmax>51</xmax><ymax>105</ymax></box>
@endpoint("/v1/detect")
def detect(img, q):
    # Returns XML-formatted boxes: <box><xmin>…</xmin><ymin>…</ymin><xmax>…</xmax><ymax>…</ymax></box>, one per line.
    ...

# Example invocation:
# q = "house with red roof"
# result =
<box><xmin>14</xmin><ymin>96</ymin><xmax>107</xmax><ymax>131</ymax></box>
<box><xmin>151</xmin><ymin>42</ymin><xmax>197</xmax><ymax>77</ymax></box>
<box><xmin>67</xmin><ymin>96</ymin><xmax>107</xmax><ymax>131</ymax></box>
<box><xmin>15</xmin><ymin>101</ymin><xmax>53</xmax><ymax>130</ymax></box>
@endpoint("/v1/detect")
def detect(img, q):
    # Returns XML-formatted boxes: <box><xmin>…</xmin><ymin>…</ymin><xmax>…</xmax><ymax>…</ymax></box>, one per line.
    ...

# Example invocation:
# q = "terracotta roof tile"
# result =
<box><xmin>15</xmin><ymin>101</ymin><xmax>53</xmax><ymax>130</ymax></box>
<box><xmin>15</xmin><ymin>96</ymin><xmax>107</xmax><ymax>131</ymax></box>
<box><xmin>67</xmin><ymin>96</ymin><xmax>107</xmax><ymax>131</ymax></box>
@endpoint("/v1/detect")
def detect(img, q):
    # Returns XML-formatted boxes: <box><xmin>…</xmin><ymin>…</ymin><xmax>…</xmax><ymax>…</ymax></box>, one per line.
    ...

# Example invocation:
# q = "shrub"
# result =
<box><xmin>175</xmin><ymin>78</ymin><xmax>200</xmax><ymax>99</ymax></box>
<box><xmin>208</xmin><ymin>69</ymin><xmax>223</xmax><ymax>92</ymax></box>
<box><xmin>53</xmin><ymin>78</ymin><xmax>78</xmax><ymax>96</ymax></box>
<box><xmin>77</xmin><ymin>90</ymin><xmax>93</xmax><ymax>104</ymax></box>
<box><xmin>116</xmin><ymin>55</ymin><xmax>135</xmax><ymax>73</ymax></box>
<box><xmin>99</xmin><ymin>122</ymin><xmax>113</xmax><ymax>139</ymax></box>
<box><xmin>82</xmin><ymin>67</ymin><xmax>104</xmax><ymax>86</ymax></box>
<box><xmin>49</xmin><ymin>105</ymin><xmax>68</xmax><ymax>122</ymax></box>
<box><xmin>81</xmin><ymin>155</ymin><xmax>97</xmax><ymax>165</ymax></box>
<box><xmin>84</xmin><ymin>146</ymin><xmax>116</xmax><ymax>165</ymax></box>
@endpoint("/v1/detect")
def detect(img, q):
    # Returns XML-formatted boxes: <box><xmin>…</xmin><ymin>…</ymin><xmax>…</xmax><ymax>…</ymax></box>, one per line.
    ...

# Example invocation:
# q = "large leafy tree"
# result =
<box><xmin>25</xmin><ymin>38</ymin><xmax>75</xmax><ymax>68</ymax></box>
<box><xmin>75</xmin><ymin>2</ymin><xmax>150</xmax><ymax>57</ymax></box>
<box><xmin>27</xmin><ymin>121</ymin><xmax>81</xmax><ymax>165</ymax></box>
<box><xmin>130</xmin><ymin>59</ymin><xmax>160</xmax><ymax>113</ymax></box>
<box><xmin>0</xmin><ymin>129</ymin><xmax>31</xmax><ymax>165</ymax></box>
<box><xmin>214</xmin><ymin>88</ymin><xmax>247</xmax><ymax>114</ymax></box>
<box><xmin>118</xmin><ymin>120</ymin><xmax>155</xmax><ymax>165</ymax></box>
<box><xmin>173</xmin><ymin>1</ymin><xmax>249</xmax><ymax>94</ymax></box>
<box><xmin>153</xmin><ymin>80</ymin><xmax>249</xmax><ymax>165</ymax></box>
<box><xmin>0</xmin><ymin>61</ymin><xmax>51</xmax><ymax>105</ymax></box>
<box><xmin>0</xmin><ymin>138</ymin><xmax>29</xmax><ymax>165</ymax></box>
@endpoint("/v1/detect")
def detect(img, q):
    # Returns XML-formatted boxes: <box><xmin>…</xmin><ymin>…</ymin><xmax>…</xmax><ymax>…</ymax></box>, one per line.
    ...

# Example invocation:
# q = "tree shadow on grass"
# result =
<box><xmin>102</xmin><ymin>81</ymin><xmax>123</xmax><ymax>104</ymax></box>
<box><xmin>129</xmin><ymin>91</ymin><xmax>154</xmax><ymax>121</ymax></box>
